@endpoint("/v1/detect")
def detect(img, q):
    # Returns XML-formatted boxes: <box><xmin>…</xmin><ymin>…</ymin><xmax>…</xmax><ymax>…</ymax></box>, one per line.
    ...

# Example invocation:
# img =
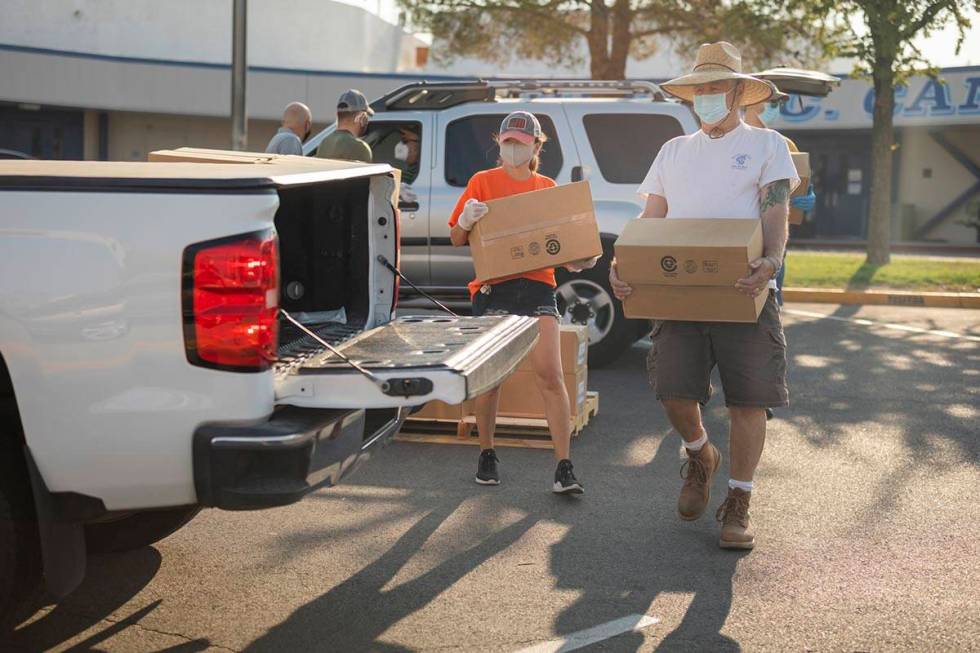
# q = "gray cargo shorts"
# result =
<box><xmin>646</xmin><ymin>292</ymin><xmax>788</xmax><ymax>408</ymax></box>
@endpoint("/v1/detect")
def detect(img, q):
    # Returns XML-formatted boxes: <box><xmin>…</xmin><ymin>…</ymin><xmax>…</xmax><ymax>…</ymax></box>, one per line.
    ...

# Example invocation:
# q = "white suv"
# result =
<box><xmin>305</xmin><ymin>80</ymin><xmax>698</xmax><ymax>366</ymax></box>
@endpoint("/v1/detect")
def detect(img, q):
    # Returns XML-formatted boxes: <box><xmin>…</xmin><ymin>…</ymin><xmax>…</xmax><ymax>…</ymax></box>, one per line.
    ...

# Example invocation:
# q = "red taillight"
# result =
<box><xmin>183</xmin><ymin>231</ymin><xmax>279</xmax><ymax>371</ymax></box>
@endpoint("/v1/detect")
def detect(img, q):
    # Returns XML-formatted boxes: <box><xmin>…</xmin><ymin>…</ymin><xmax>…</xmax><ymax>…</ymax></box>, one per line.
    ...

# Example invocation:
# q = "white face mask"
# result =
<box><xmin>394</xmin><ymin>141</ymin><xmax>409</xmax><ymax>161</ymax></box>
<box><xmin>500</xmin><ymin>141</ymin><xmax>534</xmax><ymax>167</ymax></box>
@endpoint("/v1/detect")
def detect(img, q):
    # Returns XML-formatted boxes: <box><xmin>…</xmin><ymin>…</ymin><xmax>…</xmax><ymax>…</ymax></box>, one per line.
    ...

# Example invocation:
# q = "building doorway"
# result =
<box><xmin>0</xmin><ymin>105</ymin><xmax>83</xmax><ymax>160</ymax></box>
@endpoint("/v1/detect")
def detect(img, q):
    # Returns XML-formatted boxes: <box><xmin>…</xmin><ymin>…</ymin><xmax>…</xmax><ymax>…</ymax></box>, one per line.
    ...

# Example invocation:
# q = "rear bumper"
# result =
<box><xmin>193</xmin><ymin>406</ymin><xmax>406</xmax><ymax>510</ymax></box>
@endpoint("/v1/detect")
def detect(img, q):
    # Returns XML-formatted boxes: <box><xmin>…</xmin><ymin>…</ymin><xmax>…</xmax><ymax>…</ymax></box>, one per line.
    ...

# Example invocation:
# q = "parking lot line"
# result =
<box><xmin>784</xmin><ymin>308</ymin><xmax>980</xmax><ymax>342</ymax></box>
<box><xmin>513</xmin><ymin>614</ymin><xmax>660</xmax><ymax>653</ymax></box>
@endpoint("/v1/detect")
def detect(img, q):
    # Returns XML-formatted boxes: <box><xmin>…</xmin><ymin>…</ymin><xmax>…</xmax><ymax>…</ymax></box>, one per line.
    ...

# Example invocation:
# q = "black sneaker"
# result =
<box><xmin>765</xmin><ymin>408</ymin><xmax>774</xmax><ymax>420</ymax></box>
<box><xmin>553</xmin><ymin>459</ymin><xmax>584</xmax><ymax>495</ymax></box>
<box><xmin>475</xmin><ymin>449</ymin><xmax>500</xmax><ymax>485</ymax></box>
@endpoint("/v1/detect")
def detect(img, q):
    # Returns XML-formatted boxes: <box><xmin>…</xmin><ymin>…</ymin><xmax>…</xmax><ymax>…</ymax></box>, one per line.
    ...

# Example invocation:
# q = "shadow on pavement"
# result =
<box><xmin>1</xmin><ymin>546</ymin><xmax>211</xmax><ymax>652</ymax></box>
<box><xmin>244</xmin><ymin>499</ymin><xmax>539</xmax><ymax>652</ymax></box>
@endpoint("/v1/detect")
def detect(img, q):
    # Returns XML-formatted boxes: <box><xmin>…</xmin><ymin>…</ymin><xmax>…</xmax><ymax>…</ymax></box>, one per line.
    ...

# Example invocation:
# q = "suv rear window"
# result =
<box><xmin>583</xmin><ymin>114</ymin><xmax>684</xmax><ymax>184</ymax></box>
<box><xmin>445</xmin><ymin>114</ymin><xmax>563</xmax><ymax>186</ymax></box>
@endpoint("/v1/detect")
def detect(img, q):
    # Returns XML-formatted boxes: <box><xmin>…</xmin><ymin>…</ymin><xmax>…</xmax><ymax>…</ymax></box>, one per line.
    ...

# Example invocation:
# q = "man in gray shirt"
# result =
<box><xmin>265</xmin><ymin>102</ymin><xmax>312</xmax><ymax>155</ymax></box>
<box><xmin>317</xmin><ymin>89</ymin><xmax>373</xmax><ymax>163</ymax></box>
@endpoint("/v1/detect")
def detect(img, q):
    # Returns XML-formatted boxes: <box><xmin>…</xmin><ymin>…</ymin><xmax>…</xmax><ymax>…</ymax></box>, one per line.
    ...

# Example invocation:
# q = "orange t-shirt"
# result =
<box><xmin>449</xmin><ymin>167</ymin><xmax>558</xmax><ymax>297</ymax></box>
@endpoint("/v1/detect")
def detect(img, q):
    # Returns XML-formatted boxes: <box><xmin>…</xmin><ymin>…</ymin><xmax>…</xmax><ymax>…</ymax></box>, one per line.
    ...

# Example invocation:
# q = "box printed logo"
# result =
<box><xmin>684</xmin><ymin>259</ymin><xmax>698</xmax><ymax>274</ymax></box>
<box><xmin>660</xmin><ymin>255</ymin><xmax>678</xmax><ymax>273</ymax></box>
<box><xmin>703</xmin><ymin>260</ymin><xmax>719</xmax><ymax>273</ymax></box>
<box><xmin>545</xmin><ymin>233</ymin><xmax>561</xmax><ymax>255</ymax></box>
<box><xmin>510</xmin><ymin>245</ymin><xmax>525</xmax><ymax>259</ymax></box>
<box><xmin>529</xmin><ymin>241</ymin><xmax>541</xmax><ymax>256</ymax></box>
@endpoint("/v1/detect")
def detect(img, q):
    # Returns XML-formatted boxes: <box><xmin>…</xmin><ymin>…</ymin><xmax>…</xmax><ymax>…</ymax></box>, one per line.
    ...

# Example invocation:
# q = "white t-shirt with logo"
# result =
<box><xmin>638</xmin><ymin>122</ymin><xmax>799</xmax><ymax>219</ymax></box>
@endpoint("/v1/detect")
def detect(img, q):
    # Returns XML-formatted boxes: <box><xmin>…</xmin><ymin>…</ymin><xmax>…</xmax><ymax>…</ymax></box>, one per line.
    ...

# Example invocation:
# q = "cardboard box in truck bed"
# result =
<box><xmin>614</xmin><ymin>218</ymin><xmax>767</xmax><ymax>322</ymax></box>
<box><xmin>471</xmin><ymin>181</ymin><xmax>602</xmax><ymax>282</ymax></box>
<box><xmin>789</xmin><ymin>152</ymin><xmax>811</xmax><ymax>225</ymax></box>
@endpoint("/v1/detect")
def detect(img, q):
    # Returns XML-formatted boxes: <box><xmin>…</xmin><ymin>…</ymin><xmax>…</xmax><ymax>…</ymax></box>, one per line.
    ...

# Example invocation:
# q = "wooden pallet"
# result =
<box><xmin>395</xmin><ymin>391</ymin><xmax>599</xmax><ymax>449</ymax></box>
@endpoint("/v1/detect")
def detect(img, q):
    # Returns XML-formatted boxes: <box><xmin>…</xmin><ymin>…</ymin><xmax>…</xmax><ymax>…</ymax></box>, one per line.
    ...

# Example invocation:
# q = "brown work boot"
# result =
<box><xmin>677</xmin><ymin>442</ymin><xmax>721</xmax><ymax>521</ymax></box>
<box><xmin>716</xmin><ymin>487</ymin><xmax>754</xmax><ymax>550</ymax></box>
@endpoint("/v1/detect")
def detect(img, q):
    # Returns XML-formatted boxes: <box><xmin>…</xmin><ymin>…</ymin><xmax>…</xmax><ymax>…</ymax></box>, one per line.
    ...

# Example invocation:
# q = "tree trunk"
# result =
<box><xmin>587</xmin><ymin>1</ymin><xmax>611</xmax><ymax>80</ymax></box>
<box><xmin>866</xmin><ymin>62</ymin><xmax>895</xmax><ymax>266</ymax></box>
<box><xmin>607</xmin><ymin>0</ymin><xmax>632</xmax><ymax>80</ymax></box>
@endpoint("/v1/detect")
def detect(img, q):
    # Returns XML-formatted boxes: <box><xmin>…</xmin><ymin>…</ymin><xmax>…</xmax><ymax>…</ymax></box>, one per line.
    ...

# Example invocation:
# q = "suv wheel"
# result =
<box><xmin>555</xmin><ymin>240</ymin><xmax>636</xmax><ymax>367</ymax></box>
<box><xmin>0</xmin><ymin>450</ymin><xmax>41</xmax><ymax>631</ymax></box>
<box><xmin>85</xmin><ymin>507</ymin><xmax>201</xmax><ymax>555</ymax></box>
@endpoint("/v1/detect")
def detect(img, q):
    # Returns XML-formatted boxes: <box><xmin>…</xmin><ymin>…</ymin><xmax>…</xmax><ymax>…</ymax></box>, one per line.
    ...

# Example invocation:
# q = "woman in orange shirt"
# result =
<box><xmin>449</xmin><ymin>111</ymin><xmax>594</xmax><ymax>494</ymax></box>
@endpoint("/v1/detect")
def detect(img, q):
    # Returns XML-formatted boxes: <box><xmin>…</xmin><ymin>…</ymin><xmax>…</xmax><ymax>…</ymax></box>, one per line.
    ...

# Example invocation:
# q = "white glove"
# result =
<box><xmin>457</xmin><ymin>198</ymin><xmax>489</xmax><ymax>231</ymax></box>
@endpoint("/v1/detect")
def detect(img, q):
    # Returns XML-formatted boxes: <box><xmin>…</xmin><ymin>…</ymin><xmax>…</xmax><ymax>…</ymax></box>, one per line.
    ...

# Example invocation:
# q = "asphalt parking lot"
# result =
<box><xmin>6</xmin><ymin>303</ymin><xmax>980</xmax><ymax>653</ymax></box>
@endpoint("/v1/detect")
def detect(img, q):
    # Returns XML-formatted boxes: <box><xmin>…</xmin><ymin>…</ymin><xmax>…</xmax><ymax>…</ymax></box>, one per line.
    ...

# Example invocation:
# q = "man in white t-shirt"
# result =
<box><xmin>610</xmin><ymin>42</ymin><xmax>799</xmax><ymax>551</ymax></box>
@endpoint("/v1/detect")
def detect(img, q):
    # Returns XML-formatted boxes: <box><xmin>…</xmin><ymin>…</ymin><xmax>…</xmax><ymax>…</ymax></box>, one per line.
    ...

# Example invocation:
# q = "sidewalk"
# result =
<box><xmin>783</xmin><ymin>287</ymin><xmax>980</xmax><ymax>308</ymax></box>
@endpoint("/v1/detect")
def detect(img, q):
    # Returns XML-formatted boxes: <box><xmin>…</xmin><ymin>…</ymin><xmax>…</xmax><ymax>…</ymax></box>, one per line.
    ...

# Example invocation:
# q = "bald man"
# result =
<box><xmin>265</xmin><ymin>102</ymin><xmax>312</xmax><ymax>155</ymax></box>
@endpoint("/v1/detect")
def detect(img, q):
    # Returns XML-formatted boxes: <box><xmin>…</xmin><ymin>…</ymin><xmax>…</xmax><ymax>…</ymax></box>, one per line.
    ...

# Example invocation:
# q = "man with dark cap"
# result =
<box><xmin>317</xmin><ymin>89</ymin><xmax>374</xmax><ymax>163</ymax></box>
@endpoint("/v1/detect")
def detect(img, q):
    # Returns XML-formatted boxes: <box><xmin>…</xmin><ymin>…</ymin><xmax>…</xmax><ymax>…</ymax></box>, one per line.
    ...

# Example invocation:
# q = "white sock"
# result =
<box><xmin>682</xmin><ymin>431</ymin><xmax>708</xmax><ymax>452</ymax></box>
<box><xmin>729</xmin><ymin>479</ymin><xmax>753</xmax><ymax>493</ymax></box>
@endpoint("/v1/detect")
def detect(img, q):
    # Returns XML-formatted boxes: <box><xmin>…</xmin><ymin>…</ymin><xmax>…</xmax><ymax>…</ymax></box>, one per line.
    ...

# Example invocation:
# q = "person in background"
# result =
<box><xmin>393</xmin><ymin>126</ymin><xmax>421</xmax><ymax>204</ymax></box>
<box><xmin>743</xmin><ymin>81</ymin><xmax>817</xmax><ymax>306</ymax></box>
<box><xmin>265</xmin><ymin>102</ymin><xmax>312</xmax><ymax>155</ymax></box>
<box><xmin>317</xmin><ymin>89</ymin><xmax>373</xmax><ymax>163</ymax></box>
<box><xmin>449</xmin><ymin>111</ymin><xmax>596</xmax><ymax>495</ymax></box>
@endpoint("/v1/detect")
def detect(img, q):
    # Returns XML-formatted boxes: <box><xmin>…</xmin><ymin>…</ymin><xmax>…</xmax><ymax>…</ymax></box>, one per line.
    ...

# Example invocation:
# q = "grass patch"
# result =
<box><xmin>784</xmin><ymin>252</ymin><xmax>980</xmax><ymax>292</ymax></box>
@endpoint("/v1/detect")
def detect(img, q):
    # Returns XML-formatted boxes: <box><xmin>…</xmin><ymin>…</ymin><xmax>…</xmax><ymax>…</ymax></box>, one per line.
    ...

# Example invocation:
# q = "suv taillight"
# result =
<box><xmin>182</xmin><ymin>230</ymin><xmax>279</xmax><ymax>372</ymax></box>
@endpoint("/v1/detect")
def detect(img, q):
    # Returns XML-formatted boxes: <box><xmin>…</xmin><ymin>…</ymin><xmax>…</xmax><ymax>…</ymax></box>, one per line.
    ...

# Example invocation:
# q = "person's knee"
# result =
<box><xmin>661</xmin><ymin>399</ymin><xmax>700</xmax><ymax>424</ymax></box>
<box><xmin>535</xmin><ymin>369</ymin><xmax>565</xmax><ymax>395</ymax></box>
<box><xmin>728</xmin><ymin>405</ymin><xmax>765</xmax><ymax>423</ymax></box>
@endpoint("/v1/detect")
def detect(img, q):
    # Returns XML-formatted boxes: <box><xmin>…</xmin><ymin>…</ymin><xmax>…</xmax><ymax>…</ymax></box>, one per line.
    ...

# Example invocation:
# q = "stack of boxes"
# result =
<box><xmin>614</xmin><ymin>218</ymin><xmax>767</xmax><ymax>322</ymax></box>
<box><xmin>496</xmin><ymin>325</ymin><xmax>588</xmax><ymax>418</ymax></box>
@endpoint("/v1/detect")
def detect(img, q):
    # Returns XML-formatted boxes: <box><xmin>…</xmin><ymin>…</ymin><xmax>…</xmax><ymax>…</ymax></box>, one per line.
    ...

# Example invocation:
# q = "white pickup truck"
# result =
<box><xmin>0</xmin><ymin>151</ymin><xmax>538</xmax><ymax>623</ymax></box>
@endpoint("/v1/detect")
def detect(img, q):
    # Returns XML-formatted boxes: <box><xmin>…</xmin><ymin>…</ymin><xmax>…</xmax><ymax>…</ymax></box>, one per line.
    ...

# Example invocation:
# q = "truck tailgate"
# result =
<box><xmin>274</xmin><ymin>315</ymin><xmax>539</xmax><ymax>409</ymax></box>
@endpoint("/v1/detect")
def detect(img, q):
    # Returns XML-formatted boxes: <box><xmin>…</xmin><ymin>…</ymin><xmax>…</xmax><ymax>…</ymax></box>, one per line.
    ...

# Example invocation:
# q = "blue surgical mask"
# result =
<box><xmin>760</xmin><ymin>103</ymin><xmax>780</xmax><ymax>124</ymax></box>
<box><xmin>693</xmin><ymin>92</ymin><xmax>732</xmax><ymax>125</ymax></box>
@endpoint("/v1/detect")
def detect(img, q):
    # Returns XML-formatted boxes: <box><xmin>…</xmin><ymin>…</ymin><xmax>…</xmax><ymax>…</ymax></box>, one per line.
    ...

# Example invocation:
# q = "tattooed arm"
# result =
<box><xmin>759</xmin><ymin>178</ymin><xmax>791</xmax><ymax>263</ymax></box>
<box><xmin>734</xmin><ymin>178</ymin><xmax>791</xmax><ymax>296</ymax></box>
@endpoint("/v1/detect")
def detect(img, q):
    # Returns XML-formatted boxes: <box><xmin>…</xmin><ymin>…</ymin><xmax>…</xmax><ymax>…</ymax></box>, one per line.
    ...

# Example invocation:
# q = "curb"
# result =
<box><xmin>783</xmin><ymin>288</ymin><xmax>980</xmax><ymax>309</ymax></box>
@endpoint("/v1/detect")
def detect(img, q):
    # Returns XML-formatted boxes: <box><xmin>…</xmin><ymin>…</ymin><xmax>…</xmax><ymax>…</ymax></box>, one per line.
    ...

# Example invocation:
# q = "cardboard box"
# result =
<box><xmin>622</xmin><ymin>284</ymin><xmax>767</xmax><ymax>322</ymax></box>
<box><xmin>614</xmin><ymin>218</ymin><xmax>766</xmax><ymax>323</ymax></box>
<box><xmin>411</xmin><ymin>399</ymin><xmax>473</xmax><ymax>421</ymax></box>
<box><xmin>516</xmin><ymin>325</ymin><xmax>588</xmax><ymax>373</ymax></box>
<box><xmin>789</xmin><ymin>152</ymin><xmax>811</xmax><ymax>225</ymax></box>
<box><xmin>149</xmin><ymin>148</ymin><xmax>280</xmax><ymax>164</ymax></box>
<box><xmin>615</xmin><ymin>218</ymin><xmax>762</xmax><ymax>286</ymax></box>
<box><xmin>470</xmin><ymin>181</ymin><xmax>602</xmax><ymax>282</ymax></box>
<box><xmin>497</xmin><ymin>367</ymin><xmax>588</xmax><ymax>418</ymax></box>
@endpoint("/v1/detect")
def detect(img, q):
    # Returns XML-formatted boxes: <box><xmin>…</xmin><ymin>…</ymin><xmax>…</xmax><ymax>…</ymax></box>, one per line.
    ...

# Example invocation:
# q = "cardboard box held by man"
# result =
<box><xmin>614</xmin><ymin>218</ymin><xmax>767</xmax><ymax>322</ymax></box>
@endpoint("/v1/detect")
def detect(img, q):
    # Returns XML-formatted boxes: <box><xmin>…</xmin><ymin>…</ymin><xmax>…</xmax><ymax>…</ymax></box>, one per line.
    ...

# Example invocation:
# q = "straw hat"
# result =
<box><xmin>662</xmin><ymin>42</ymin><xmax>772</xmax><ymax>107</ymax></box>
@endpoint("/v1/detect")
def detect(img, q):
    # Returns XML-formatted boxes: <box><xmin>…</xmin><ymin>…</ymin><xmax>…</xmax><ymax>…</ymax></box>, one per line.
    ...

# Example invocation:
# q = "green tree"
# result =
<box><xmin>399</xmin><ymin>0</ymin><xmax>818</xmax><ymax>80</ymax></box>
<box><xmin>796</xmin><ymin>0</ymin><xmax>977</xmax><ymax>265</ymax></box>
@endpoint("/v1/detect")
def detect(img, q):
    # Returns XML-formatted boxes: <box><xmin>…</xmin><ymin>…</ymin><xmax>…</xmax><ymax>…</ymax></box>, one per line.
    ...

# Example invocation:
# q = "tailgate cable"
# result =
<box><xmin>377</xmin><ymin>255</ymin><xmax>459</xmax><ymax>318</ymax></box>
<box><xmin>278</xmin><ymin>309</ymin><xmax>432</xmax><ymax>398</ymax></box>
<box><xmin>279</xmin><ymin>309</ymin><xmax>386</xmax><ymax>390</ymax></box>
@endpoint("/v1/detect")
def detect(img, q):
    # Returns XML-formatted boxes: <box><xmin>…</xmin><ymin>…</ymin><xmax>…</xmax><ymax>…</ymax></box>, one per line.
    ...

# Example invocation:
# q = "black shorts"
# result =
<box><xmin>471</xmin><ymin>278</ymin><xmax>560</xmax><ymax>320</ymax></box>
<box><xmin>646</xmin><ymin>293</ymin><xmax>789</xmax><ymax>408</ymax></box>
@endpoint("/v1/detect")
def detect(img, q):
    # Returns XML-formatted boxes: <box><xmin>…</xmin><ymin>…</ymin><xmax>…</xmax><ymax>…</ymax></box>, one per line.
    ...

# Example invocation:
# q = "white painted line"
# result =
<box><xmin>513</xmin><ymin>614</ymin><xmax>660</xmax><ymax>653</ymax></box>
<box><xmin>784</xmin><ymin>309</ymin><xmax>980</xmax><ymax>342</ymax></box>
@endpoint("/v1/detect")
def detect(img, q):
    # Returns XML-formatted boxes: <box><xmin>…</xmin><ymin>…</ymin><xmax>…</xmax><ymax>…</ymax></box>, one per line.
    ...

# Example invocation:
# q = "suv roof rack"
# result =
<box><xmin>371</xmin><ymin>79</ymin><xmax>669</xmax><ymax>112</ymax></box>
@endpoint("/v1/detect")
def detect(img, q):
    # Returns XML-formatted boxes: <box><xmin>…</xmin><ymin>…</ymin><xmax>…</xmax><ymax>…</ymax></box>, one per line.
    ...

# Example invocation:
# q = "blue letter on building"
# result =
<box><xmin>905</xmin><ymin>79</ymin><xmax>954</xmax><ymax>116</ymax></box>
<box><xmin>959</xmin><ymin>77</ymin><xmax>980</xmax><ymax>114</ymax></box>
